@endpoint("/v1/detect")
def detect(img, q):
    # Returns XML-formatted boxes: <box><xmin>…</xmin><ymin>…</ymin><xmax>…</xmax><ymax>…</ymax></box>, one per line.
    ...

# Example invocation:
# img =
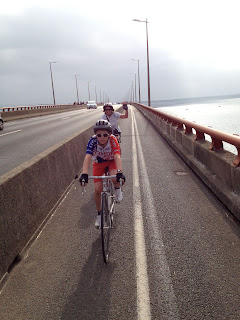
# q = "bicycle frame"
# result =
<box><xmin>89</xmin><ymin>174</ymin><xmax>116</xmax><ymax>215</ymax></box>
<box><xmin>84</xmin><ymin>174</ymin><xmax>116</xmax><ymax>262</ymax></box>
<box><xmin>81</xmin><ymin>173</ymin><xmax>123</xmax><ymax>262</ymax></box>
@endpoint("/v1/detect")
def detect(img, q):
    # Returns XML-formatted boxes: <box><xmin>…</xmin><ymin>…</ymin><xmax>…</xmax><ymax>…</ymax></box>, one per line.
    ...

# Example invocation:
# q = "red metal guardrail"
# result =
<box><xmin>134</xmin><ymin>103</ymin><xmax>240</xmax><ymax>166</ymax></box>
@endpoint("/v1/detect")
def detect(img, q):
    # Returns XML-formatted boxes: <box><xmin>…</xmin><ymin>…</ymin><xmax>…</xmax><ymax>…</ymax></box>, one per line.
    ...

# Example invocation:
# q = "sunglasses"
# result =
<box><xmin>96</xmin><ymin>133</ymin><xmax>109</xmax><ymax>138</ymax></box>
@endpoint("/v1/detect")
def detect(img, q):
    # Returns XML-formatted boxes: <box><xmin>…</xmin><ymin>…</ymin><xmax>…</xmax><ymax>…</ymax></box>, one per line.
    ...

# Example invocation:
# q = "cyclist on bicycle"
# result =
<box><xmin>79</xmin><ymin>120</ymin><xmax>126</xmax><ymax>228</ymax></box>
<box><xmin>100</xmin><ymin>102</ymin><xmax>128</xmax><ymax>141</ymax></box>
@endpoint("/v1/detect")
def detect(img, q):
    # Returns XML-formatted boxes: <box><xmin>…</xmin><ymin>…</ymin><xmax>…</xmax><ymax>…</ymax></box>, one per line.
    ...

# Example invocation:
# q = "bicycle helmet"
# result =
<box><xmin>93</xmin><ymin>120</ymin><xmax>112</xmax><ymax>133</ymax></box>
<box><xmin>103</xmin><ymin>103</ymin><xmax>114</xmax><ymax>111</ymax></box>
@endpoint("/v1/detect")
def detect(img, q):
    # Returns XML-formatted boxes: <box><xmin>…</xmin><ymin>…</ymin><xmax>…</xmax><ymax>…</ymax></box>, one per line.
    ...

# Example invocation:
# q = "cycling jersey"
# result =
<box><xmin>86</xmin><ymin>134</ymin><xmax>120</xmax><ymax>163</ymax></box>
<box><xmin>100</xmin><ymin>112</ymin><xmax>121</xmax><ymax>132</ymax></box>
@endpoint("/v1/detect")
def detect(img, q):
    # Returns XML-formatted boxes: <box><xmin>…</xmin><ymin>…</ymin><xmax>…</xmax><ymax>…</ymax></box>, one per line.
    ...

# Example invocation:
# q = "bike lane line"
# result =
<box><xmin>132</xmin><ymin>108</ymin><xmax>180</xmax><ymax>319</ymax></box>
<box><xmin>131</xmin><ymin>108</ymin><xmax>151</xmax><ymax>320</ymax></box>
<box><xmin>0</xmin><ymin>130</ymin><xmax>22</xmax><ymax>137</ymax></box>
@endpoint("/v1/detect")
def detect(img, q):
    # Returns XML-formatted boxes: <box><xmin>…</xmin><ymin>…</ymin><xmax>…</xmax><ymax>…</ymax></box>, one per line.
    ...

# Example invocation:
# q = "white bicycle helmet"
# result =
<box><xmin>93</xmin><ymin>120</ymin><xmax>112</xmax><ymax>133</ymax></box>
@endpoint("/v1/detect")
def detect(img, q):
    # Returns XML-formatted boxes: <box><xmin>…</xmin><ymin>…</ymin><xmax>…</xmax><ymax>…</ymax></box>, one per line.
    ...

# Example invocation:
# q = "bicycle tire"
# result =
<box><xmin>101</xmin><ymin>193</ymin><xmax>111</xmax><ymax>263</ymax></box>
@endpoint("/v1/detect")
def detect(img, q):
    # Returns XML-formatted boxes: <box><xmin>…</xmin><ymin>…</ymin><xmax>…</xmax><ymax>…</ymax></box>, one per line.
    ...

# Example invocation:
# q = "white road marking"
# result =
<box><xmin>131</xmin><ymin>108</ymin><xmax>151</xmax><ymax>320</ymax></box>
<box><xmin>132</xmin><ymin>109</ymin><xmax>180</xmax><ymax>319</ymax></box>
<box><xmin>61</xmin><ymin>117</ymin><xmax>70</xmax><ymax>120</ymax></box>
<box><xmin>0</xmin><ymin>130</ymin><xmax>22</xmax><ymax>137</ymax></box>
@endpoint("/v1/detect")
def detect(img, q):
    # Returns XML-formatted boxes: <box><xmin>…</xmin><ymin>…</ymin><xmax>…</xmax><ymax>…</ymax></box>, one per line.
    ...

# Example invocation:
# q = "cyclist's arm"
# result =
<box><xmin>120</xmin><ymin>109</ymin><xmax>128</xmax><ymax>119</ymax></box>
<box><xmin>114</xmin><ymin>153</ymin><xmax>122</xmax><ymax>171</ymax></box>
<box><xmin>82</xmin><ymin>154</ymin><xmax>92</xmax><ymax>174</ymax></box>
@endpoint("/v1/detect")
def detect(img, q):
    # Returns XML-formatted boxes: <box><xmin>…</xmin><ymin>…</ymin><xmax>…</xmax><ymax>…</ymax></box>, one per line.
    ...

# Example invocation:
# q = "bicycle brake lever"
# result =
<box><xmin>119</xmin><ymin>178</ymin><xmax>123</xmax><ymax>188</ymax></box>
<box><xmin>81</xmin><ymin>179</ymin><xmax>86</xmax><ymax>195</ymax></box>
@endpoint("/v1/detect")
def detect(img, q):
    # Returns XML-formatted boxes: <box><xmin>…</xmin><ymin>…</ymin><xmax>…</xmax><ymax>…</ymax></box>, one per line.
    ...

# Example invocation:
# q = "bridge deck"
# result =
<box><xmin>0</xmin><ymin>106</ymin><xmax>240</xmax><ymax>319</ymax></box>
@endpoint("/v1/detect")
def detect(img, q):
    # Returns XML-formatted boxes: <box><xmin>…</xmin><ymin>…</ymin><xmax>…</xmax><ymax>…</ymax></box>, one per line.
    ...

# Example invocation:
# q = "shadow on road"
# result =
<box><xmin>61</xmin><ymin>237</ymin><xmax>116</xmax><ymax>320</ymax></box>
<box><xmin>77</xmin><ymin>193</ymin><xmax>96</xmax><ymax>229</ymax></box>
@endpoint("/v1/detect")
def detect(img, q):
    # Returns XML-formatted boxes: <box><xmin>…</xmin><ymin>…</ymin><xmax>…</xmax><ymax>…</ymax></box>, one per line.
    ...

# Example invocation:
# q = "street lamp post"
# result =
<box><xmin>132</xmin><ymin>18</ymin><xmax>151</xmax><ymax>106</ymax></box>
<box><xmin>134</xmin><ymin>73</ymin><xmax>137</xmax><ymax>103</ymax></box>
<box><xmin>132</xmin><ymin>59</ymin><xmax>141</xmax><ymax>103</ymax></box>
<box><xmin>75</xmin><ymin>75</ymin><xmax>80</xmax><ymax>104</ymax></box>
<box><xmin>49</xmin><ymin>61</ymin><xmax>57</xmax><ymax>105</ymax></box>
<box><xmin>130</xmin><ymin>72</ymin><xmax>136</xmax><ymax>102</ymax></box>
<box><xmin>95</xmin><ymin>86</ymin><xmax>98</xmax><ymax>104</ymax></box>
<box><xmin>131</xmin><ymin>80</ymin><xmax>134</xmax><ymax>102</ymax></box>
<box><xmin>88</xmin><ymin>81</ymin><xmax>92</xmax><ymax>101</ymax></box>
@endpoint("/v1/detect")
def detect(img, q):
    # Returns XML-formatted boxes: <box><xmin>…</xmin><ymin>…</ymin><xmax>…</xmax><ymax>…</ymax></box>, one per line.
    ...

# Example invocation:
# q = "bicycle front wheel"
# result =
<box><xmin>108</xmin><ymin>179</ymin><xmax>115</xmax><ymax>219</ymax></box>
<box><xmin>101</xmin><ymin>193</ymin><xmax>111</xmax><ymax>263</ymax></box>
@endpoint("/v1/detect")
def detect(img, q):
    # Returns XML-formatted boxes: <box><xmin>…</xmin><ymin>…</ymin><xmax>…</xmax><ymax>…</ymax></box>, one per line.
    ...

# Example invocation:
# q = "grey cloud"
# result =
<box><xmin>2</xmin><ymin>6</ymin><xmax>240</xmax><ymax>107</ymax></box>
<box><xmin>0</xmin><ymin>7</ymin><xmax>142</xmax><ymax>105</ymax></box>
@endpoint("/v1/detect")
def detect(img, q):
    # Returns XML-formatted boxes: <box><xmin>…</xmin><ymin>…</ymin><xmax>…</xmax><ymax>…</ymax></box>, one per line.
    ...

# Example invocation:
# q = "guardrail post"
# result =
<box><xmin>195</xmin><ymin>130</ymin><xmax>205</xmax><ymax>141</ymax></box>
<box><xmin>233</xmin><ymin>148</ymin><xmax>240</xmax><ymax>166</ymax></box>
<box><xmin>185</xmin><ymin>125</ymin><xmax>193</xmax><ymax>134</ymax></box>
<box><xmin>177</xmin><ymin>123</ymin><xmax>184</xmax><ymax>130</ymax></box>
<box><xmin>209</xmin><ymin>137</ymin><xmax>223</xmax><ymax>151</ymax></box>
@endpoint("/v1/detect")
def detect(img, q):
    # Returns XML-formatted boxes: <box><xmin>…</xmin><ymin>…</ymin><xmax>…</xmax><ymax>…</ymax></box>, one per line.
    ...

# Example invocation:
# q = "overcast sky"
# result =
<box><xmin>1</xmin><ymin>0</ymin><xmax>240</xmax><ymax>107</ymax></box>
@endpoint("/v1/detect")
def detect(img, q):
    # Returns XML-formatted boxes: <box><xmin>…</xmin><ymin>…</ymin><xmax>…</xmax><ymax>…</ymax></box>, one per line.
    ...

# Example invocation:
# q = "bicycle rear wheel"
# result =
<box><xmin>101</xmin><ymin>193</ymin><xmax>111</xmax><ymax>263</ymax></box>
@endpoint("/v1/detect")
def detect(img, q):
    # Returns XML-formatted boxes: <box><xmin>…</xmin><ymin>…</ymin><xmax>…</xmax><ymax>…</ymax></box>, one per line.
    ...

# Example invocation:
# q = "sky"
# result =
<box><xmin>1</xmin><ymin>0</ymin><xmax>240</xmax><ymax>107</ymax></box>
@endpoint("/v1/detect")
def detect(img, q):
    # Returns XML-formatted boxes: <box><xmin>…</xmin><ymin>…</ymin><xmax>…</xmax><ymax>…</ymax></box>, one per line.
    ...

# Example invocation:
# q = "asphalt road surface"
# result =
<box><xmin>0</xmin><ymin>106</ymin><xmax>115</xmax><ymax>176</ymax></box>
<box><xmin>0</xmin><ymin>106</ymin><xmax>240</xmax><ymax>319</ymax></box>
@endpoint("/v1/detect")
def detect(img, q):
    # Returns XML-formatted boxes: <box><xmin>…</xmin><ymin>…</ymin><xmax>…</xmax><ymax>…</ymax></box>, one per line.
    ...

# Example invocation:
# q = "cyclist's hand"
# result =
<box><xmin>123</xmin><ymin>103</ymin><xmax>128</xmax><ymax>110</ymax></box>
<box><xmin>116</xmin><ymin>172</ymin><xmax>125</xmax><ymax>183</ymax></box>
<box><xmin>79</xmin><ymin>173</ymin><xmax>88</xmax><ymax>185</ymax></box>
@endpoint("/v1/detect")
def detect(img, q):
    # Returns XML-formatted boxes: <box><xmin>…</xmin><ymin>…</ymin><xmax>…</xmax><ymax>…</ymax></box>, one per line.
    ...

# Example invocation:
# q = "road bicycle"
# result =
<box><xmin>82</xmin><ymin>172</ymin><xmax>119</xmax><ymax>263</ymax></box>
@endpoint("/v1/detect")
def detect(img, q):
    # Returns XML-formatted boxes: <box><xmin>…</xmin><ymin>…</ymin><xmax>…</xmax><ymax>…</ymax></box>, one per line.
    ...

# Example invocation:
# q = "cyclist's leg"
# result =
<box><xmin>118</xmin><ymin>131</ymin><xmax>121</xmax><ymax>143</ymax></box>
<box><xmin>108</xmin><ymin>160</ymin><xmax>117</xmax><ymax>187</ymax></box>
<box><xmin>116</xmin><ymin>126</ymin><xmax>121</xmax><ymax>143</ymax></box>
<box><xmin>93</xmin><ymin>162</ymin><xmax>105</xmax><ymax>212</ymax></box>
<box><xmin>108</xmin><ymin>160</ymin><xmax>123</xmax><ymax>203</ymax></box>
<box><xmin>94</xmin><ymin>181</ymin><xmax>103</xmax><ymax>211</ymax></box>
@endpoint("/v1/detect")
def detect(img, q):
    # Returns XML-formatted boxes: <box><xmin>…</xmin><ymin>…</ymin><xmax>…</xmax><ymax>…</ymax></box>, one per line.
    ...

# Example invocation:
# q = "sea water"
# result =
<box><xmin>147</xmin><ymin>94</ymin><xmax>240</xmax><ymax>155</ymax></box>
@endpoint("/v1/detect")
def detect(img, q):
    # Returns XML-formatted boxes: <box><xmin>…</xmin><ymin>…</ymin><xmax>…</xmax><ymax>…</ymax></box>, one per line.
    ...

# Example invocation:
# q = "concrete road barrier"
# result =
<box><xmin>1</xmin><ymin>104</ymin><xmax>87</xmax><ymax>121</ymax></box>
<box><xmin>0</xmin><ymin>125</ymin><xmax>93</xmax><ymax>286</ymax></box>
<box><xmin>0</xmin><ymin>104</ymin><xmax>123</xmax><ymax>286</ymax></box>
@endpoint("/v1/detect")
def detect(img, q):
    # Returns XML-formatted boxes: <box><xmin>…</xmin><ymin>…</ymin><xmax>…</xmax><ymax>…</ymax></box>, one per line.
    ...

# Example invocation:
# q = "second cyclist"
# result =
<box><xmin>100</xmin><ymin>102</ymin><xmax>128</xmax><ymax>141</ymax></box>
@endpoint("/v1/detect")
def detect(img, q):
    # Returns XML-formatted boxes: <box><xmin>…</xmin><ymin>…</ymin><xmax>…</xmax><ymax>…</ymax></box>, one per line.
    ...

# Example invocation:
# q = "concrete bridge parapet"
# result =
<box><xmin>134</xmin><ymin>104</ymin><xmax>240</xmax><ymax>221</ymax></box>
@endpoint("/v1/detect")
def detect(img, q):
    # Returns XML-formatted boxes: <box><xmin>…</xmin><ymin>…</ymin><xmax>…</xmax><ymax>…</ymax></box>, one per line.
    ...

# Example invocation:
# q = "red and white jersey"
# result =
<box><xmin>86</xmin><ymin>134</ymin><xmax>120</xmax><ymax>163</ymax></box>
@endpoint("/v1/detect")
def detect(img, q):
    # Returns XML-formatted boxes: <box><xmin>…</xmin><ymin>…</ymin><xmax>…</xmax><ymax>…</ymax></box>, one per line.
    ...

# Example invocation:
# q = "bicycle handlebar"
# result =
<box><xmin>81</xmin><ymin>175</ymin><xmax>123</xmax><ymax>194</ymax></box>
<box><xmin>88</xmin><ymin>175</ymin><xmax>117</xmax><ymax>179</ymax></box>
